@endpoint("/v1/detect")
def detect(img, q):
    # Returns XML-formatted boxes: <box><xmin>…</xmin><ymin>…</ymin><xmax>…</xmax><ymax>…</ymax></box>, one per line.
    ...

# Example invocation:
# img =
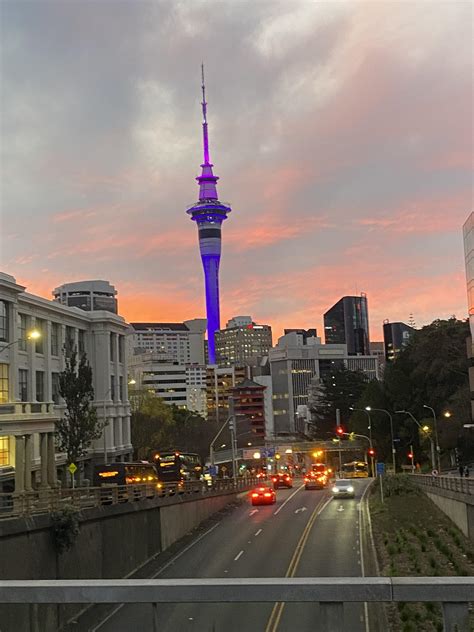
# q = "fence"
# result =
<box><xmin>0</xmin><ymin>477</ymin><xmax>259</xmax><ymax>520</ymax></box>
<box><xmin>0</xmin><ymin>577</ymin><xmax>471</xmax><ymax>632</ymax></box>
<box><xmin>411</xmin><ymin>474</ymin><xmax>474</xmax><ymax>497</ymax></box>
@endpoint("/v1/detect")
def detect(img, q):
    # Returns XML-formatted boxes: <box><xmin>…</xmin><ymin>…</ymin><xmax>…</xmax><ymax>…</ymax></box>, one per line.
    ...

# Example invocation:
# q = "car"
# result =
<box><xmin>271</xmin><ymin>473</ymin><xmax>293</xmax><ymax>489</ymax></box>
<box><xmin>331</xmin><ymin>479</ymin><xmax>355</xmax><ymax>498</ymax></box>
<box><xmin>304</xmin><ymin>472</ymin><xmax>327</xmax><ymax>490</ymax></box>
<box><xmin>250</xmin><ymin>486</ymin><xmax>277</xmax><ymax>505</ymax></box>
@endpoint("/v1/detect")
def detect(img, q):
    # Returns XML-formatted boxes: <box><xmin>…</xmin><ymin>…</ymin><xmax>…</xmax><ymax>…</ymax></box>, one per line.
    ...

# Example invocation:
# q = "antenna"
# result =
<box><xmin>201</xmin><ymin>63</ymin><xmax>210</xmax><ymax>164</ymax></box>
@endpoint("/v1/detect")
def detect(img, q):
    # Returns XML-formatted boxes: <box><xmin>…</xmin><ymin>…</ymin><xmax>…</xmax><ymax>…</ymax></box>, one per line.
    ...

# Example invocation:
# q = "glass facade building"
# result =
<box><xmin>383</xmin><ymin>321</ymin><xmax>415</xmax><ymax>362</ymax></box>
<box><xmin>323</xmin><ymin>294</ymin><xmax>370</xmax><ymax>356</ymax></box>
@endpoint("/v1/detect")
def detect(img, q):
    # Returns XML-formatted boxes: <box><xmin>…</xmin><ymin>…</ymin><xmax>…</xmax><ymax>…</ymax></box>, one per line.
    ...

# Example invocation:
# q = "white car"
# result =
<box><xmin>331</xmin><ymin>479</ymin><xmax>355</xmax><ymax>498</ymax></box>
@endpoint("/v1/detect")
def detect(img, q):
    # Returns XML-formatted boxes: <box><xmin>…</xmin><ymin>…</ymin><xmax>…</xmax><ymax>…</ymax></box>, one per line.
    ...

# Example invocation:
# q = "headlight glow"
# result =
<box><xmin>332</xmin><ymin>486</ymin><xmax>339</xmax><ymax>492</ymax></box>
<box><xmin>347</xmin><ymin>486</ymin><xmax>354</xmax><ymax>493</ymax></box>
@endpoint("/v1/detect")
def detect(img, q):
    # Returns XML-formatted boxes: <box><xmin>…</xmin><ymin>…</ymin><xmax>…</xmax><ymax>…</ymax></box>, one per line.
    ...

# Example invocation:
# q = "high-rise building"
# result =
<box><xmin>130</xmin><ymin>320</ymin><xmax>206</xmax><ymax>365</ymax></box>
<box><xmin>214</xmin><ymin>316</ymin><xmax>272</xmax><ymax>367</ymax></box>
<box><xmin>369</xmin><ymin>341</ymin><xmax>386</xmax><ymax>376</ymax></box>
<box><xmin>186</xmin><ymin>67</ymin><xmax>231</xmax><ymax>365</ymax></box>
<box><xmin>206</xmin><ymin>365</ymin><xmax>249</xmax><ymax>424</ymax></box>
<box><xmin>230</xmin><ymin>379</ymin><xmax>266</xmax><ymax>441</ymax></box>
<box><xmin>323</xmin><ymin>294</ymin><xmax>370</xmax><ymax>355</ymax></box>
<box><xmin>383</xmin><ymin>321</ymin><xmax>415</xmax><ymax>362</ymax></box>
<box><xmin>53</xmin><ymin>280</ymin><xmax>118</xmax><ymax>314</ymax></box>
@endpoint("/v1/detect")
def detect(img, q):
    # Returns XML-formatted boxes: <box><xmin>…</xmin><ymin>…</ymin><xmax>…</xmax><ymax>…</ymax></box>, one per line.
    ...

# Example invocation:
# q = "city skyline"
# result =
<box><xmin>1</xmin><ymin>2</ymin><xmax>472</xmax><ymax>340</ymax></box>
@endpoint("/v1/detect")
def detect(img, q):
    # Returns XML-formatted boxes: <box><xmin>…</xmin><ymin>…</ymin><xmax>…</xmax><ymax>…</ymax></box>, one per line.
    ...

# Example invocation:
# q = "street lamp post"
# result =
<box><xmin>395</xmin><ymin>410</ymin><xmax>436</xmax><ymax>472</ymax></box>
<box><xmin>366</xmin><ymin>407</ymin><xmax>396</xmax><ymax>473</ymax></box>
<box><xmin>0</xmin><ymin>330</ymin><xmax>41</xmax><ymax>352</ymax></box>
<box><xmin>350</xmin><ymin>407</ymin><xmax>374</xmax><ymax>476</ymax></box>
<box><xmin>423</xmin><ymin>404</ymin><xmax>441</xmax><ymax>473</ymax></box>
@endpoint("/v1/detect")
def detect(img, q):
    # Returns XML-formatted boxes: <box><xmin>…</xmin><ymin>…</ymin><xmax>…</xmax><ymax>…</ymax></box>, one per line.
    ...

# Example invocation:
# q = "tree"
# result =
<box><xmin>130</xmin><ymin>391</ymin><xmax>174</xmax><ymax>460</ymax></box>
<box><xmin>56</xmin><ymin>349</ymin><xmax>104</xmax><ymax>466</ymax></box>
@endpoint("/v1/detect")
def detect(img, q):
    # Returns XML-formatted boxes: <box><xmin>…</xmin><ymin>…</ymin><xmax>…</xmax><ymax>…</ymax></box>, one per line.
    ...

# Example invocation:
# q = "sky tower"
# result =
<box><xmin>187</xmin><ymin>66</ymin><xmax>231</xmax><ymax>364</ymax></box>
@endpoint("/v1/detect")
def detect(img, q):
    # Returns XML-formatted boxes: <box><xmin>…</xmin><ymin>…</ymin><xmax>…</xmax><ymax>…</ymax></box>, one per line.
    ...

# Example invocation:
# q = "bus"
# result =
<box><xmin>341</xmin><ymin>461</ymin><xmax>369</xmax><ymax>478</ymax></box>
<box><xmin>311</xmin><ymin>463</ymin><xmax>333</xmax><ymax>477</ymax></box>
<box><xmin>153</xmin><ymin>452</ymin><xmax>203</xmax><ymax>482</ymax></box>
<box><xmin>93</xmin><ymin>462</ymin><xmax>160</xmax><ymax>487</ymax></box>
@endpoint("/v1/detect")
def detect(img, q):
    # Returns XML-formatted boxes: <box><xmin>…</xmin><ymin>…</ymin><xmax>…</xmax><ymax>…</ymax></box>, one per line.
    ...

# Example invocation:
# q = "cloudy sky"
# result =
<box><xmin>1</xmin><ymin>1</ymin><xmax>472</xmax><ymax>341</ymax></box>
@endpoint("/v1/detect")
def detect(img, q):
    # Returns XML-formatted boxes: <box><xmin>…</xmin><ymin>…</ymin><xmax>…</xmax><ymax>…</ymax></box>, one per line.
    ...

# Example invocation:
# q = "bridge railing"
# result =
<box><xmin>0</xmin><ymin>477</ymin><xmax>260</xmax><ymax>520</ymax></box>
<box><xmin>411</xmin><ymin>473</ymin><xmax>474</xmax><ymax>497</ymax></box>
<box><xmin>0</xmin><ymin>577</ymin><xmax>471</xmax><ymax>632</ymax></box>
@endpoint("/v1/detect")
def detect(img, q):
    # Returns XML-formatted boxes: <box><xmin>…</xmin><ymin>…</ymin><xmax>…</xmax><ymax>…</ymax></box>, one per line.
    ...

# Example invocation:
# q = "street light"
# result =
<box><xmin>350</xmin><ymin>407</ymin><xmax>372</xmax><ymax>446</ymax></box>
<box><xmin>366</xmin><ymin>407</ymin><xmax>396</xmax><ymax>473</ymax></box>
<box><xmin>443</xmin><ymin>411</ymin><xmax>452</xmax><ymax>418</ymax></box>
<box><xmin>0</xmin><ymin>329</ymin><xmax>41</xmax><ymax>352</ymax></box>
<box><xmin>423</xmin><ymin>404</ymin><xmax>441</xmax><ymax>472</ymax></box>
<box><xmin>395</xmin><ymin>410</ymin><xmax>436</xmax><ymax>471</ymax></box>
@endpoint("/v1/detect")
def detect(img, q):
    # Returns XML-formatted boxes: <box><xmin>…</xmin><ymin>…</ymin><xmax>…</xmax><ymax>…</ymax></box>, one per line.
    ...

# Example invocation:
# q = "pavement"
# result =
<box><xmin>87</xmin><ymin>478</ymin><xmax>373</xmax><ymax>632</ymax></box>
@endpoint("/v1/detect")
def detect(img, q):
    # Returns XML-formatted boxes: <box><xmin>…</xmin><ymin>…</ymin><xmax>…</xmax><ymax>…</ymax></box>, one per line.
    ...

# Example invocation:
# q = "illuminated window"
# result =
<box><xmin>0</xmin><ymin>437</ymin><xmax>9</xmax><ymax>466</ymax></box>
<box><xmin>0</xmin><ymin>364</ymin><xmax>9</xmax><ymax>403</ymax></box>
<box><xmin>35</xmin><ymin>319</ymin><xmax>44</xmax><ymax>354</ymax></box>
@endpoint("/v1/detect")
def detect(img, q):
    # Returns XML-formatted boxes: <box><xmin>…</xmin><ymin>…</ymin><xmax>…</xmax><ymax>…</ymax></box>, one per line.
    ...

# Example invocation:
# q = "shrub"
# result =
<box><xmin>51</xmin><ymin>505</ymin><xmax>80</xmax><ymax>554</ymax></box>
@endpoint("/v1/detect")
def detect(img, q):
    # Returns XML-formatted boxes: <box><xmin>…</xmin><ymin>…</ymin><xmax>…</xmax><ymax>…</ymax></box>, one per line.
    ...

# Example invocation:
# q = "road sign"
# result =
<box><xmin>208</xmin><ymin>465</ymin><xmax>218</xmax><ymax>476</ymax></box>
<box><xmin>68</xmin><ymin>463</ymin><xmax>77</xmax><ymax>475</ymax></box>
<box><xmin>376</xmin><ymin>462</ymin><xmax>385</xmax><ymax>475</ymax></box>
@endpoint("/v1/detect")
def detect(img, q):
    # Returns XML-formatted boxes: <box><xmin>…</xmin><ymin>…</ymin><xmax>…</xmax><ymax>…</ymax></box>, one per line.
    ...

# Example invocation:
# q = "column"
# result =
<box><xmin>47</xmin><ymin>432</ymin><xmax>56</xmax><ymax>487</ymax></box>
<box><xmin>115</xmin><ymin>415</ymin><xmax>123</xmax><ymax>449</ymax></box>
<box><xmin>40</xmin><ymin>433</ymin><xmax>49</xmax><ymax>488</ymax></box>
<box><xmin>15</xmin><ymin>436</ymin><xmax>25</xmax><ymax>493</ymax></box>
<box><xmin>24</xmin><ymin>434</ymin><xmax>33</xmax><ymax>491</ymax></box>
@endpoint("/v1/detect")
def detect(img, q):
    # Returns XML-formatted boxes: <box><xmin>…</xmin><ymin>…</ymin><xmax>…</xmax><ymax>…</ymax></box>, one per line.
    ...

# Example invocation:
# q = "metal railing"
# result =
<box><xmin>0</xmin><ymin>477</ymin><xmax>259</xmax><ymax>520</ymax></box>
<box><xmin>411</xmin><ymin>474</ymin><xmax>474</xmax><ymax>498</ymax></box>
<box><xmin>0</xmin><ymin>578</ymin><xmax>471</xmax><ymax>632</ymax></box>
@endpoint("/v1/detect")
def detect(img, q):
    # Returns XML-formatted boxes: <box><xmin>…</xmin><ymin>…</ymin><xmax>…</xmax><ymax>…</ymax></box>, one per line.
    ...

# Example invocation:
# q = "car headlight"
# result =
<box><xmin>332</xmin><ymin>486</ymin><xmax>339</xmax><ymax>492</ymax></box>
<box><xmin>347</xmin><ymin>486</ymin><xmax>354</xmax><ymax>493</ymax></box>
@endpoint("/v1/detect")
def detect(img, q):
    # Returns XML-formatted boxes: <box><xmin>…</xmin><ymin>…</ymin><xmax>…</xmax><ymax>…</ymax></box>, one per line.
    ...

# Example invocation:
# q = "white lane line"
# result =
<box><xmin>255</xmin><ymin>528</ymin><xmax>262</xmax><ymax>536</ymax></box>
<box><xmin>91</xmin><ymin>521</ymin><xmax>220</xmax><ymax>631</ymax></box>
<box><xmin>273</xmin><ymin>484</ymin><xmax>304</xmax><ymax>515</ymax></box>
<box><xmin>359</xmin><ymin>481</ymin><xmax>372</xmax><ymax>632</ymax></box>
<box><xmin>234</xmin><ymin>550</ymin><xmax>244</xmax><ymax>561</ymax></box>
<box><xmin>249</xmin><ymin>509</ymin><xmax>259</xmax><ymax>516</ymax></box>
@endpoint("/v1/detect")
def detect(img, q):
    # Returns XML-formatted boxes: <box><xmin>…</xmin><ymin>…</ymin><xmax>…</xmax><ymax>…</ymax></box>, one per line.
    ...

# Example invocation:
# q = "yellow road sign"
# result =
<box><xmin>68</xmin><ymin>463</ymin><xmax>77</xmax><ymax>475</ymax></box>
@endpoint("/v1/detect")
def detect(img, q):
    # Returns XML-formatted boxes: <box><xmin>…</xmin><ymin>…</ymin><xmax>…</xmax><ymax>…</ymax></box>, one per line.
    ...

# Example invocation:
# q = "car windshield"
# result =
<box><xmin>335</xmin><ymin>480</ymin><xmax>351</xmax><ymax>486</ymax></box>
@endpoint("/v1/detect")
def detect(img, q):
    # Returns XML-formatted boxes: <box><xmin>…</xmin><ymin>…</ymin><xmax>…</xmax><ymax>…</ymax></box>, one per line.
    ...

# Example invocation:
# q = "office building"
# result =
<box><xmin>130</xmin><ymin>320</ymin><xmax>206</xmax><ymax>365</ymax></box>
<box><xmin>369</xmin><ymin>341</ymin><xmax>386</xmax><ymax>376</ymax></box>
<box><xmin>53</xmin><ymin>280</ymin><xmax>118</xmax><ymax>314</ymax></box>
<box><xmin>214</xmin><ymin>316</ymin><xmax>272</xmax><ymax>367</ymax></box>
<box><xmin>284</xmin><ymin>329</ymin><xmax>317</xmax><ymax>345</ymax></box>
<box><xmin>324</xmin><ymin>294</ymin><xmax>370</xmax><ymax>355</ymax></box>
<box><xmin>383</xmin><ymin>321</ymin><xmax>415</xmax><ymax>362</ymax></box>
<box><xmin>0</xmin><ymin>272</ymin><xmax>132</xmax><ymax>493</ymax></box>
<box><xmin>186</xmin><ymin>67</ymin><xmax>232</xmax><ymax>364</ymax></box>
<box><xmin>230</xmin><ymin>379</ymin><xmax>266</xmax><ymax>441</ymax></box>
<box><xmin>206</xmin><ymin>365</ymin><xmax>249</xmax><ymax>424</ymax></box>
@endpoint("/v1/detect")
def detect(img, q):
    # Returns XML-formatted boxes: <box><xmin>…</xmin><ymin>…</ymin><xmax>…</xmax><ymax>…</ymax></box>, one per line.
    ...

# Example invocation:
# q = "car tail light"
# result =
<box><xmin>251</xmin><ymin>493</ymin><xmax>259</xmax><ymax>498</ymax></box>
<box><xmin>264</xmin><ymin>492</ymin><xmax>272</xmax><ymax>497</ymax></box>
<box><xmin>304</xmin><ymin>477</ymin><xmax>309</xmax><ymax>482</ymax></box>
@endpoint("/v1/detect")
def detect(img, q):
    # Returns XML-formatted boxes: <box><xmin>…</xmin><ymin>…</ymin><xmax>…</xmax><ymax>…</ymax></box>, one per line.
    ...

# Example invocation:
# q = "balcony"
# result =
<box><xmin>0</xmin><ymin>402</ymin><xmax>57</xmax><ymax>435</ymax></box>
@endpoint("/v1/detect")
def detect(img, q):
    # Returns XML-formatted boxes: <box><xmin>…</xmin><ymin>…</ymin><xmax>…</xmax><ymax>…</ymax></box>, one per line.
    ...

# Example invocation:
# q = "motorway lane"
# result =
<box><xmin>276</xmin><ymin>478</ymin><xmax>371</xmax><ymax>632</ymax></box>
<box><xmin>93</xmin><ymin>479</ymin><xmax>367</xmax><ymax>632</ymax></box>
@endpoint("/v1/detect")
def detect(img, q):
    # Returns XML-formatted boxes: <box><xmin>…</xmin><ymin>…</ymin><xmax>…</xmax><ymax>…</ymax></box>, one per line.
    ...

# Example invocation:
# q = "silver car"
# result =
<box><xmin>331</xmin><ymin>479</ymin><xmax>355</xmax><ymax>498</ymax></box>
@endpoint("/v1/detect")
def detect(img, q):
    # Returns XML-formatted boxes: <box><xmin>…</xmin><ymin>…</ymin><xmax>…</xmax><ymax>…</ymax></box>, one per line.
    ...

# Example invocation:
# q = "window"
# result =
<box><xmin>19</xmin><ymin>369</ymin><xmax>28</xmax><ymax>402</ymax></box>
<box><xmin>118</xmin><ymin>335</ymin><xmax>124</xmax><ymax>363</ymax></box>
<box><xmin>119</xmin><ymin>376</ymin><xmax>124</xmax><ymax>401</ymax></box>
<box><xmin>35</xmin><ymin>319</ymin><xmax>44</xmax><ymax>354</ymax></box>
<box><xmin>78</xmin><ymin>330</ymin><xmax>85</xmax><ymax>355</ymax></box>
<box><xmin>0</xmin><ymin>301</ymin><xmax>8</xmax><ymax>343</ymax></box>
<box><xmin>0</xmin><ymin>437</ymin><xmax>10</xmax><ymax>466</ymax></box>
<box><xmin>110</xmin><ymin>375</ymin><xmax>115</xmax><ymax>401</ymax></box>
<box><xmin>65</xmin><ymin>326</ymin><xmax>75</xmax><ymax>355</ymax></box>
<box><xmin>36</xmin><ymin>371</ymin><xmax>44</xmax><ymax>402</ymax></box>
<box><xmin>0</xmin><ymin>364</ymin><xmax>9</xmax><ymax>403</ymax></box>
<box><xmin>18</xmin><ymin>313</ymin><xmax>27</xmax><ymax>351</ymax></box>
<box><xmin>51</xmin><ymin>323</ymin><xmax>60</xmax><ymax>356</ymax></box>
<box><xmin>110</xmin><ymin>333</ymin><xmax>115</xmax><ymax>361</ymax></box>
<box><xmin>52</xmin><ymin>372</ymin><xmax>60</xmax><ymax>404</ymax></box>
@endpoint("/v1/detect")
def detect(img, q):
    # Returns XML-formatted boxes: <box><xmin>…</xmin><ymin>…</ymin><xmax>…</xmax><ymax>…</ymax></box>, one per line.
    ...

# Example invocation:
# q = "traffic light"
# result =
<box><xmin>229</xmin><ymin>416</ymin><xmax>235</xmax><ymax>432</ymax></box>
<box><xmin>368</xmin><ymin>447</ymin><xmax>375</xmax><ymax>457</ymax></box>
<box><xmin>407</xmin><ymin>451</ymin><xmax>413</xmax><ymax>459</ymax></box>
<box><xmin>336</xmin><ymin>426</ymin><xmax>344</xmax><ymax>437</ymax></box>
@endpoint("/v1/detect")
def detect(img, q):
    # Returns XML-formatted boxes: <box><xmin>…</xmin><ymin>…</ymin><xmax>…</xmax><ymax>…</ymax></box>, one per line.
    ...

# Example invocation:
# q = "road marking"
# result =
<box><xmin>359</xmin><ymin>481</ymin><xmax>372</xmax><ymax>632</ymax></box>
<box><xmin>265</xmin><ymin>495</ymin><xmax>333</xmax><ymax>632</ymax></box>
<box><xmin>273</xmin><ymin>484</ymin><xmax>304</xmax><ymax>515</ymax></box>
<box><xmin>91</xmin><ymin>521</ymin><xmax>220</xmax><ymax>631</ymax></box>
<box><xmin>294</xmin><ymin>506</ymin><xmax>307</xmax><ymax>514</ymax></box>
<box><xmin>249</xmin><ymin>509</ymin><xmax>259</xmax><ymax>516</ymax></box>
<box><xmin>337</xmin><ymin>505</ymin><xmax>344</xmax><ymax>512</ymax></box>
<box><xmin>255</xmin><ymin>528</ymin><xmax>262</xmax><ymax>536</ymax></box>
<box><xmin>234</xmin><ymin>550</ymin><xmax>244</xmax><ymax>561</ymax></box>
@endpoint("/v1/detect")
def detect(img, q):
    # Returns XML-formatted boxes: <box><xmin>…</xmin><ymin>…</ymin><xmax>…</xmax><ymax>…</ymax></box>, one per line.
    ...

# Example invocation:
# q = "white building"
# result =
<box><xmin>53</xmin><ymin>279</ymin><xmax>118</xmax><ymax>314</ymax></box>
<box><xmin>0</xmin><ymin>272</ymin><xmax>132</xmax><ymax>492</ymax></box>
<box><xmin>215</xmin><ymin>315</ymin><xmax>273</xmax><ymax>368</ymax></box>
<box><xmin>130</xmin><ymin>320</ymin><xmax>206</xmax><ymax>365</ymax></box>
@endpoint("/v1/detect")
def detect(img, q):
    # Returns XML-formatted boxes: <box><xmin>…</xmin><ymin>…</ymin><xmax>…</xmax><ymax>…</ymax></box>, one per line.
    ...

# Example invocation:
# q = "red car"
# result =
<box><xmin>304</xmin><ymin>472</ymin><xmax>327</xmax><ymax>490</ymax></box>
<box><xmin>250</xmin><ymin>486</ymin><xmax>277</xmax><ymax>505</ymax></box>
<box><xmin>271</xmin><ymin>473</ymin><xmax>293</xmax><ymax>489</ymax></box>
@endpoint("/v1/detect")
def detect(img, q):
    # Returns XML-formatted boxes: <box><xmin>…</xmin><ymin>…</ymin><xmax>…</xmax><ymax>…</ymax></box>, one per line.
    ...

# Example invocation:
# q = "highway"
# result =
<box><xmin>92</xmin><ymin>478</ymin><xmax>372</xmax><ymax>632</ymax></box>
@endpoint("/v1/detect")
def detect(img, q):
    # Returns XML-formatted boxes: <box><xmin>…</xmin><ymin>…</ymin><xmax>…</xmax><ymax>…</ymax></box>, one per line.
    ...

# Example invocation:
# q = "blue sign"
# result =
<box><xmin>208</xmin><ymin>465</ymin><xmax>218</xmax><ymax>476</ymax></box>
<box><xmin>376</xmin><ymin>462</ymin><xmax>385</xmax><ymax>475</ymax></box>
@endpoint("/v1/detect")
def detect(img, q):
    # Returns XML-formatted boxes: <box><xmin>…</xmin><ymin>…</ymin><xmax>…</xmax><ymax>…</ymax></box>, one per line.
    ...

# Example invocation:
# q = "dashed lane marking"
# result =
<box><xmin>273</xmin><ymin>484</ymin><xmax>304</xmax><ymax>515</ymax></box>
<box><xmin>234</xmin><ymin>550</ymin><xmax>244</xmax><ymax>561</ymax></box>
<box><xmin>255</xmin><ymin>529</ymin><xmax>262</xmax><ymax>536</ymax></box>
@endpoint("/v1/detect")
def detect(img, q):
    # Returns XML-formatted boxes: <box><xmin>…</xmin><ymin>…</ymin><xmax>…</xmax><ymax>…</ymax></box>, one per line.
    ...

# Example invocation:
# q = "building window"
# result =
<box><xmin>51</xmin><ymin>323</ymin><xmax>60</xmax><ymax>356</ymax></box>
<box><xmin>118</xmin><ymin>335</ymin><xmax>124</xmax><ymax>363</ymax></box>
<box><xmin>19</xmin><ymin>369</ymin><xmax>28</xmax><ymax>402</ymax></box>
<box><xmin>0</xmin><ymin>364</ymin><xmax>9</xmax><ymax>403</ymax></box>
<box><xmin>36</xmin><ymin>371</ymin><xmax>44</xmax><ymax>402</ymax></box>
<box><xmin>119</xmin><ymin>376</ymin><xmax>124</xmax><ymax>401</ymax></box>
<box><xmin>0</xmin><ymin>437</ymin><xmax>10</xmax><ymax>466</ymax></box>
<box><xmin>0</xmin><ymin>301</ymin><xmax>8</xmax><ymax>343</ymax></box>
<box><xmin>65</xmin><ymin>326</ymin><xmax>75</xmax><ymax>355</ymax></box>
<box><xmin>35</xmin><ymin>319</ymin><xmax>44</xmax><ymax>355</ymax></box>
<box><xmin>110</xmin><ymin>333</ymin><xmax>115</xmax><ymax>361</ymax></box>
<box><xmin>17</xmin><ymin>313</ymin><xmax>28</xmax><ymax>351</ymax></box>
<box><xmin>111</xmin><ymin>375</ymin><xmax>115</xmax><ymax>401</ymax></box>
<box><xmin>52</xmin><ymin>372</ymin><xmax>60</xmax><ymax>404</ymax></box>
<box><xmin>78</xmin><ymin>330</ymin><xmax>85</xmax><ymax>355</ymax></box>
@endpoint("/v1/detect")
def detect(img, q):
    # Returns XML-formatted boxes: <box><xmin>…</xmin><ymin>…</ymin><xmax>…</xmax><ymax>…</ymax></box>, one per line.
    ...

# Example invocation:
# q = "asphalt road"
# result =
<box><xmin>92</xmin><ymin>478</ymin><xmax>371</xmax><ymax>632</ymax></box>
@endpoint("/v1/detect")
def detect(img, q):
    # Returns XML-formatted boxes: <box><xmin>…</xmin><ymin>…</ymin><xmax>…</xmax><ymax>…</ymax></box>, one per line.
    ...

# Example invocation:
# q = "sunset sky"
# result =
<box><xmin>1</xmin><ymin>1</ymin><xmax>472</xmax><ymax>342</ymax></box>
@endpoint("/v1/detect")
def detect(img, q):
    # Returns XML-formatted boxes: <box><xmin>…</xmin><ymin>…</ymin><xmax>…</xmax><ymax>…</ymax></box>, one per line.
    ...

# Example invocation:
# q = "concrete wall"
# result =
<box><xmin>426</xmin><ymin>492</ymin><xmax>470</xmax><ymax>538</ymax></box>
<box><xmin>0</xmin><ymin>490</ymin><xmax>240</xmax><ymax>632</ymax></box>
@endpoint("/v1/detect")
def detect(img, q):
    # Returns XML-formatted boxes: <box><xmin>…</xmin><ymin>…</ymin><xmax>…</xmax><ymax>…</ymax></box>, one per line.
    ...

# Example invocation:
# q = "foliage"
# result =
<box><xmin>55</xmin><ymin>349</ymin><xmax>104</xmax><ymax>466</ymax></box>
<box><xmin>51</xmin><ymin>505</ymin><xmax>80</xmax><ymax>554</ymax></box>
<box><xmin>309</xmin><ymin>368</ymin><xmax>369</xmax><ymax>438</ymax></box>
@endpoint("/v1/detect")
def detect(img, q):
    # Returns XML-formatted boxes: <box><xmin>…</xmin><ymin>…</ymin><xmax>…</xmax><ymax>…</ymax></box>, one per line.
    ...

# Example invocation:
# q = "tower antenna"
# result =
<box><xmin>201</xmin><ymin>63</ymin><xmax>210</xmax><ymax>165</ymax></box>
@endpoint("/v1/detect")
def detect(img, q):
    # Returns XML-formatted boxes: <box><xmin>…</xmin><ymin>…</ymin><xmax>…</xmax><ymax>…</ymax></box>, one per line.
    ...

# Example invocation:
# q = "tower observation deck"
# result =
<box><xmin>187</xmin><ymin>66</ymin><xmax>231</xmax><ymax>364</ymax></box>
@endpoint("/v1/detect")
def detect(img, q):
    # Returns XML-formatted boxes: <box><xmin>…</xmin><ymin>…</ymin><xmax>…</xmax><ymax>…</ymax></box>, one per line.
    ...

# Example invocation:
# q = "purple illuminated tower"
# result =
<box><xmin>187</xmin><ymin>66</ymin><xmax>231</xmax><ymax>365</ymax></box>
